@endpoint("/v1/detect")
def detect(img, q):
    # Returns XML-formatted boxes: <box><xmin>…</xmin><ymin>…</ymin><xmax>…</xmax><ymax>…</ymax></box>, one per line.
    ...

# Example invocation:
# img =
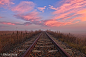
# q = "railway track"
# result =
<box><xmin>1</xmin><ymin>32</ymin><xmax>86</xmax><ymax>57</ymax></box>
<box><xmin>22</xmin><ymin>32</ymin><xmax>70</xmax><ymax>57</ymax></box>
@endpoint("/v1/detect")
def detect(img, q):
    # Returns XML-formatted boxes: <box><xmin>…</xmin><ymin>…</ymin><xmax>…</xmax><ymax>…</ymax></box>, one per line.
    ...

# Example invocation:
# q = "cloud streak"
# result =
<box><xmin>1</xmin><ymin>0</ymin><xmax>86</xmax><ymax>27</ymax></box>
<box><xmin>11</xmin><ymin>1</ymin><xmax>42</xmax><ymax>24</ymax></box>
<box><xmin>14</xmin><ymin>10</ymin><xmax>41</xmax><ymax>21</ymax></box>
<box><xmin>11</xmin><ymin>1</ymin><xmax>35</xmax><ymax>13</ymax></box>
<box><xmin>0</xmin><ymin>21</ymin><xmax>32</xmax><ymax>26</ymax></box>
<box><xmin>46</xmin><ymin>0</ymin><xmax>86</xmax><ymax>27</ymax></box>
<box><xmin>0</xmin><ymin>0</ymin><xmax>14</xmax><ymax>8</ymax></box>
<box><xmin>44</xmin><ymin>20</ymin><xmax>72</xmax><ymax>27</ymax></box>
<box><xmin>0</xmin><ymin>22</ymin><xmax>15</xmax><ymax>25</ymax></box>
<box><xmin>38</xmin><ymin>6</ymin><xmax>46</xmax><ymax>12</ymax></box>
<box><xmin>49</xmin><ymin>5</ymin><xmax>58</xmax><ymax>10</ymax></box>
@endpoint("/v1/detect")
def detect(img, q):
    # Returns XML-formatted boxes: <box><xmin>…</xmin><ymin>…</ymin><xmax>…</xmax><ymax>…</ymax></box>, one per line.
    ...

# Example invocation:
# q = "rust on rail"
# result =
<box><xmin>22</xmin><ymin>33</ymin><xmax>42</xmax><ymax>57</ymax></box>
<box><xmin>22</xmin><ymin>32</ymin><xmax>71</xmax><ymax>57</ymax></box>
<box><xmin>46</xmin><ymin>32</ymin><xmax>71</xmax><ymax>57</ymax></box>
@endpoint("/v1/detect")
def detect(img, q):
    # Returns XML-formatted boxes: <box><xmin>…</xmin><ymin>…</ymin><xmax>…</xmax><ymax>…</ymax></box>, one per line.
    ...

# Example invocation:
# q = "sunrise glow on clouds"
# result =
<box><xmin>47</xmin><ymin>0</ymin><xmax>86</xmax><ymax>26</ymax></box>
<box><xmin>0</xmin><ymin>0</ymin><xmax>86</xmax><ymax>31</ymax></box>
<box><xmin>38</xmin><ymin>6</ymin><xmax>46</xmax><ymax>12</ymax></box>
<box><xmin>0</xmin><ymin>0</ymin><xmax>14</xmax><ymax>8</ymax></box>
<box><xmin>11</xmin><ymin>1</ymin><xmax>35</xmax><ymax>13</ymax></box>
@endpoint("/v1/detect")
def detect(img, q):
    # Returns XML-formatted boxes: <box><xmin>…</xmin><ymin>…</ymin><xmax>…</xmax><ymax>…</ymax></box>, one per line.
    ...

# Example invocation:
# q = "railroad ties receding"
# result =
<box><xmin>22</xmin><ymin>32</ymin><xmax>71</xmax><ymax>57</ymax></box>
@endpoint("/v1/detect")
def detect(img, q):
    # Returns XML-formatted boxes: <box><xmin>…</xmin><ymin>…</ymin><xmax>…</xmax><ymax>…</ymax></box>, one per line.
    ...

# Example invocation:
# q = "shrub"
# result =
<box><xmin>47</xmin><ymin>30</ymin><xmax>86</xmax><ymax>54</ymax></box>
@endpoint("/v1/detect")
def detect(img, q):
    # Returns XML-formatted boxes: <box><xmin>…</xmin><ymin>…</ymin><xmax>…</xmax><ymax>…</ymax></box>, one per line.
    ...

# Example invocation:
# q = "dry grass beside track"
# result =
<box><xmin>0</xmin><ymin>30</ymin><xmax>41</xmax><ymax>53</ymax></box>
<box><xmin>47</xmin><ymin>30</ymin><xmax>86</xmax><ymax>54</ymax></box>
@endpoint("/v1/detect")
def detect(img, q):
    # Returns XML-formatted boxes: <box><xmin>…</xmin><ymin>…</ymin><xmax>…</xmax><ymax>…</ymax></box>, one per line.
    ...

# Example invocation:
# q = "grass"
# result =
<box><xmin>0</xmin><ymin>30</ymin><xmax>41</xmax><ymax>53</ymax></box>
<box><xmin>47</xmin><ymin>30</ymin><xmax>86</xmax><ymax>54</ymax></box>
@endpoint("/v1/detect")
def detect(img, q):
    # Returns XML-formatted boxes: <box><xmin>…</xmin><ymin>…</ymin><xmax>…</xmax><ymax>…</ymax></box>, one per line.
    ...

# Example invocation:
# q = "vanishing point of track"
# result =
<box><xmin>22</xmin><ymin>32</ymin><xmax>70</xmax><ymax>57</ymax></box>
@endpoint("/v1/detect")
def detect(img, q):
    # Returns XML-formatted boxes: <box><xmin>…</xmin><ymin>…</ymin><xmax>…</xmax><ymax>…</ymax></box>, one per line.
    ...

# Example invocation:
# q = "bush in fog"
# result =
<box><xmin>47</xmin><ymin>30</ymin><xmax>86</xmax><ymax>54</ymax></box>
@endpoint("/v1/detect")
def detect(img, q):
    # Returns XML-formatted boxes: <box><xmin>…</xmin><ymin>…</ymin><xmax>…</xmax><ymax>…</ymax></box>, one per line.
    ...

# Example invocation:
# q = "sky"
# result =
<box><xmin>0</xmin><ymin>0</ymin><xmax>86</xmax><ymax>33</ymax></box>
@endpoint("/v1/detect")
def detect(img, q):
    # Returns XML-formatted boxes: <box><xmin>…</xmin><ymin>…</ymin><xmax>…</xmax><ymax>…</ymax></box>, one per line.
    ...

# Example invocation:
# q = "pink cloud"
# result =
<box><xmin>77</xmin><ymin>9</ymin><xmax>86</xmax><ymax>14</ymax></box>
<box><xmin>49</xmin><ymin>5</ymin><xmax>58</xmax><ymax>10</ymax></box>
<box><xmin>51</xmin><ymin>0</ymin><xmax>86</xmax><ymax>15</ymax></box>
<box><xmin>38</xmin><ymin>6</ymin><xmax>46</xmax><ymax>12</ymax></box>
<box><xmin>72</xmin><ymin>16</ymin><xmax>86</xmax><ymax>22</ymax></box>
<box><xmin>11</xmin><ymin>1</ymin><xmax>35</xmax><ymax>13</ymax></box>
<box><xmin>44</xmin><ymin>20</ymin><xmax>73</xmax><ymax>27</ymax></box>
<box><xmin>0</xmin><ymin>0</ymin><xmax>14</xmax><ymax>8</ymax></box>
<box><xmin>14</xmin><ymin>10</ymin><xmax>41</xmax><ymax>21</ymax></box>
<box><xmin>11</xmin><ymin>1</ymin><xmax>41</xmax><ymax>24</ymax></box>
<box><xmin>53</xmin><ymin>10</ymin><xmax>75</xmax><ymax>20</ymax></box>
<box><xmin>45</xmin><ymin>0</ymin><xmax>86</xmax><ymax>27</ymax></box>
<box><xmin>1</xmin><ymin>22</ymin><xmax>15</xmax><ymax>25</ymax></box>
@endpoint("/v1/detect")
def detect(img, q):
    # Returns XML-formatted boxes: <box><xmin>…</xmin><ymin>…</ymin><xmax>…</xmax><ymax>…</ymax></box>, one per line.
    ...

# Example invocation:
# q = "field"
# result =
<box><xmin>0</xmin><ymin>30</ymin><xmax>86</xmax><ymax>55</ymax></box>
<box><xmin>47</xmin><ymin>30</ymin><xmax>86</xmax><ymax>54</ymax></box>
<box><xmin>0</xmin><ymin>30</ymin><xmax>41</xmax><ymax>53</ymax></box>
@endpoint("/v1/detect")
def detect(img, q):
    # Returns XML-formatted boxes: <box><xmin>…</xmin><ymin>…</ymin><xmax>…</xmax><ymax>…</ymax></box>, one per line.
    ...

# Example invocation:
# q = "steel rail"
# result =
<box><xmin>46</xmin><ymin>32</ymin><xmax>71</xmax><ymax>57</ymax></box>
<box><xmin>22</xmin><ymin>32</ymin><xmax>71</xmax><ymax>57</ymax></box>
<box><xmin>22</xmin><ymin>33</ymin><xmax>42</xmax><ymax>57</ymax></box>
